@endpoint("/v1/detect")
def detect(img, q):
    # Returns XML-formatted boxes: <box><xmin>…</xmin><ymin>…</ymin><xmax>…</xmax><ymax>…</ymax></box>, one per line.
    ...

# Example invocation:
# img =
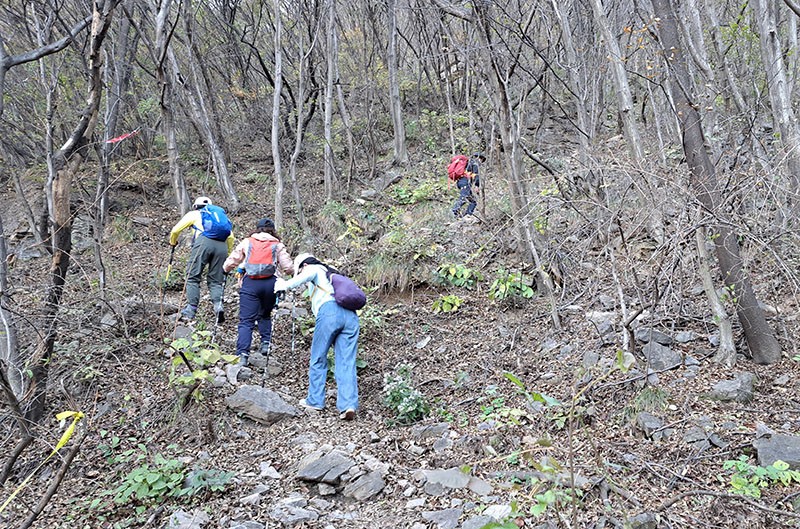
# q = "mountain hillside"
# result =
<box><xmin>2</xmin><ymin>149</ymin><xmax>800</xmax><ymax>529</ymax></box>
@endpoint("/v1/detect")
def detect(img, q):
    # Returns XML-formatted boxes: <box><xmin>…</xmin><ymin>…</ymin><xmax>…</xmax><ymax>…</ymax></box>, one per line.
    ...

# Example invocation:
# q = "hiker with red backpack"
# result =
<box><xmin>449</xmin><ymin>152</ymin><xmax>485</xmax><ymax>218</ymax></box>
<box><xmin>223</xmin><ymin>218</ymin><xmax>294</xmax><ymax>367</ymax></box>
<box><xmin>169</xmin><ymin>197</ymin><xmax>234</xmax><ymax>323</ymax></box>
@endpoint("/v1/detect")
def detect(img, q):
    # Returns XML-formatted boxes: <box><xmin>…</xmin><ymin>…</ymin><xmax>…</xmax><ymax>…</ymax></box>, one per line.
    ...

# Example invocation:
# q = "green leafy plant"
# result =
<box><xmin>723</xmin><ymin>456</ymin><xmax>800</xmax><ymax>498</ymax></box>
<box><xmin>432</xmin><ymin>294</ymin><xmax>463</xmax><ymax>313</ymax></box>
<box><xmin>167</xmin><ymin>330</ymin><xmax>239</xmax><ymax>401</ymax></box>
<box><xmin>112</xmin><ymin>454</ymin><xmax>187</xmax><ymax>506</ymax></box>
<box><xmin>488</xmin><ymin>269</ymin><xmax>535</xmax><ymax>301</ymax></box>
<box><xmin>382</xmin><ymin>363</ymin><xmax>430</xmax><ymax>425</ymax></box>
<box><xmin>434</xmin><ymin>262</ymin><xmax>483</xmax><ymax>288</ymax></box>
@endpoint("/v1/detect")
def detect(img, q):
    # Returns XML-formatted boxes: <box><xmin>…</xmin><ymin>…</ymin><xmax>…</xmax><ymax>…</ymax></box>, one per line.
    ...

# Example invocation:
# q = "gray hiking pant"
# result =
<box><xmin>185</xmin><ymin>235</ymin><xmax>228</xmax><ymax>312</ymax></box>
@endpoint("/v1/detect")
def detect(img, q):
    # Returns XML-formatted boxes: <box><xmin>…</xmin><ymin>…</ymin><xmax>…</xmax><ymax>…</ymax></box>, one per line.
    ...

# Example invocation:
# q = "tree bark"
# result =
<box><xmin>652</xmin><ymin>0</ymin><xmax>781</xmax><ymax>364</ymax></box>
<box><xmin>387</xmin><ymin>0</ymin><xmax>408</xmax><ymax>165</ymax></box>
<box><xmin>323</xmin><ymin>0</ymin><xmax>337</xmax><ymax>200</ymax></box>
<box><xmin>27</xmin><ymin>0</ymin><xmax>120</xmax><ymax>422</ymax></box>
<box><xmin>752</xmin><ymin>0</ymin><xmax>800</xmax><ymax>222</ymax></box>
<box><xmin>272</xmin><ymin>0</ymin><xmax>286</xmax><ymax>229</ymax></box>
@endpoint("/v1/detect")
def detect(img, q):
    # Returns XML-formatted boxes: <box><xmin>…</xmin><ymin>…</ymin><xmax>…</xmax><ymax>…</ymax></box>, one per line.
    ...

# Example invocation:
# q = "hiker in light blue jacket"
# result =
<box><xmin>274</xmin><ymin>253</ymin><xmax>359</xmax><ymax>421</ymax></box>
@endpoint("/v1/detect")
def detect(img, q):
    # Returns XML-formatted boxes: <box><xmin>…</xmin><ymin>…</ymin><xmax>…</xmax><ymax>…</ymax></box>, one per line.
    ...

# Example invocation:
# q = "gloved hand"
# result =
<box><xmin>273</xmin><ymin>277</ymin><xmax>287</xmax><ymax>294</ymax></box>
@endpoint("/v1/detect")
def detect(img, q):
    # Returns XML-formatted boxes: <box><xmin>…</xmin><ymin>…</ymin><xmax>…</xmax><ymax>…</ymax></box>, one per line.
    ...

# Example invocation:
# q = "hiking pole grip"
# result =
<box><xmin>166</xmin><ymin>245</ymin><xmax>176</xmax><ymax>282</ymax></box>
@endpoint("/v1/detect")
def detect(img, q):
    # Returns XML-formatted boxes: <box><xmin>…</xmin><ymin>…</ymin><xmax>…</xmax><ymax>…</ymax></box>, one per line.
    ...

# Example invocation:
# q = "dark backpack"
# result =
<box><xmin>244</xmin><ymin>239</ymin><xmax>277</xmax><ymax>279</ymax></box>
<box><xmin>200</xmin><ymin>205</ymin><xmax>232</xmax><ymax>241</ymax></box>
<box><xmin>447</xmin><ymin>155</ymin><xmax>469</xmax><ymax>181</ymax></box>
<box><xmin>327</xmin><ymin>271</ymin><xmax>367</xmax><ymax>311</ymax></box>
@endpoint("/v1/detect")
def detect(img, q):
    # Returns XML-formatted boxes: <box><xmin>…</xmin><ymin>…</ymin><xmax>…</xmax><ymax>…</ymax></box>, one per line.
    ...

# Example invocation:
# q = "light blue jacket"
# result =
<box><xmin>283</xmin><ymin>264</ymin><xmax>335</xmax><ymax>316</ymax></box>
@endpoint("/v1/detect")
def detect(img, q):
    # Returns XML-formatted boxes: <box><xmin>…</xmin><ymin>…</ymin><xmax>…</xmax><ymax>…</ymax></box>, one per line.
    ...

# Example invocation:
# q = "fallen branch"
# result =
<box><xmin>17</xmin><ymin>427</ymin><xmax>87</xmax><ymax>529</ymax></box>
<box><xmin>658</xmin><ymin>489</ymin><xmax>800</xmax><ymax>519</ymax></box>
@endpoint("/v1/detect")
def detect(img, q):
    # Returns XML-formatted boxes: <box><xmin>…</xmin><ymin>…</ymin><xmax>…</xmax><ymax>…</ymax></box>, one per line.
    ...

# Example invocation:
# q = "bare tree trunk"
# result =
<box><xmin>27</xmin><ymin>0</ymin><xmax>120</xmax><ymax>422</ymax></box>
<box><xmin>387</xmin><ymin>0</ymin><xmax>408</xmax><ymax>165</ymax></box>
<box><xmin>652</xmin><ymin>0</ymin><xmax>781</xmax><ymax>365</ymax></box>
<box><xmin>323</xmin><ymin>0</ymin><xmax>336</xmax><ymax>200</ymax></box>
<box><xmin>272</xmin><ymin>0</ymin><xmax>285</xmax><ymax>229</ymax></box>
<box><xmin>335</xmin><ymin>78</ymin><xmax>356</xmax><ymax>192</ymax></box>
<box><xmin>695</xmin><ymin>224</ymin><xmax>737</xmax><ymax>367</ymax></box>
<box><xmin>94</xmin><ymin>4</ymin><xmax>137</xmax><ymax>295</ymax></box>
<box><xmin>0</xmin><ymin>215</ymin><xmax>22</xmax><ymax>399</ymax></box>
<box><xmin>178</xmin><ymin>0</ymin><xmax>240</xmax><ymax>211</ymax></box>
<box><xmin>154</xmin><ymin>0</ymin><xmax>189</xmax><ymax>213</ymax></box>
<box><xmin>587</xmin><ymin>0</ymin><xmax>644</xmax><ymax>164</ymax></box>
<box><xmin>752</xmin><ymin>0</ymin><xmax>800</xmax><ymax>222</ymax></box>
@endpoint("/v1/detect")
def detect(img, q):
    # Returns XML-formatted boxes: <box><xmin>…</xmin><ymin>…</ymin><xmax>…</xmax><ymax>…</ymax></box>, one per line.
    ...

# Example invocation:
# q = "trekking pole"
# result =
<box><xmin>290</xmin><ymin>291</ymin><xmax>296</xmax><ymax>357</ymax></box>
<box><xmin>211</xmin><ymin>273</ymin><xmax>230</xmax><ymax>345</ymax></box>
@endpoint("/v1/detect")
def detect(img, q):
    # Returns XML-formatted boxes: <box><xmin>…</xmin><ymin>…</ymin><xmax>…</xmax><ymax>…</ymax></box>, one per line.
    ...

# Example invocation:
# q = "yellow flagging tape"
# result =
<box><xmin>0</xmin><ymin>410</ymin><xmax>84</xmax><ymax>514</ymax></box>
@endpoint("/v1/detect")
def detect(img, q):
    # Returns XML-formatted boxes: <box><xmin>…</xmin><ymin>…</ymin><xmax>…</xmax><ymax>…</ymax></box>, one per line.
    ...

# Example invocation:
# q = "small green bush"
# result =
<box><xmin>434</xmin><ymin>263</ymin><xmax>483</xmax><ymax>288</ymax></box>
<box><xmin>383</xmin><ymin>364</ymin><xmax>430</xmax><ymax>424</ymax></box>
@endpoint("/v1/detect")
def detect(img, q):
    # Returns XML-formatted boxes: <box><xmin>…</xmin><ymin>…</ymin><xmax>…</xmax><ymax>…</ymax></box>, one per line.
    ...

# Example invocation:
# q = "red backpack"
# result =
<box><xmin>244</xmin><ymin>239</ymin><xmax>278</xmax><ymax>278</ymax></box>
<box><xmin>447</xmin><ymin>155</ymin><xmax>469</xmax><ymax>182</ymax></box>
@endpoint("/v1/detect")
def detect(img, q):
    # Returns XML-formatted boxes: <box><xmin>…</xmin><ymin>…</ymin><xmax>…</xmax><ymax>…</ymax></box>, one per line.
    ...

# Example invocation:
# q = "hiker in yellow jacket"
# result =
<box><xmin>169</xmin><ymin>197</ymin><xmax>234</xmax><ymax>323</ymax></box>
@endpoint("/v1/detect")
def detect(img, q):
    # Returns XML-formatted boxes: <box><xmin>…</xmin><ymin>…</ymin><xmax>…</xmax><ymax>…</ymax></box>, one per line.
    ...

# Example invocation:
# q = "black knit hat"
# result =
<box><xmin>257</xmin><ymin>218</ymin><xmax>275</xmax><ymax>229</ymax></box>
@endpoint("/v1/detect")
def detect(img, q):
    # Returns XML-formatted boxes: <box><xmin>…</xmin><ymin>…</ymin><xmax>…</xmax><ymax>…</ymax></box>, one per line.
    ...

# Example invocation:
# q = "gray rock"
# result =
<box><xmin>483</xmin><ymin>505</ymin><xmax>512</xmax><ymax>520</ymax></box>
<box><xmin>582</xmin><ymin>351</ymin><xmax>600</xmax><ymax>369</ymax></box>
<box><xmin>636</xmin><ymin>412</ymin><xmax>664</xmax><ymax>440</ymax></box>
<box><xmin>297</xmin><ymin>450</ymin><xmax>355</xmax><ymax>484</ymax></box>
<box><xmin>259</xmin><ymin>462</ymin><xmax>281</xmax><ymax>479</ymax></box>
<box><xmin>230</xmin><ymin>522</ymin><xmax>264</xmax><ymax>529</ymax></box>
<box><xmin>166</xmin><ymin>509</ymin><xmax>210</xmax><ymax>529</ymax></box>
<box><xmin>755</xmin><ymin>434</ymin><xmax>800</xmax><ymax>468</ymax></box>
<box><xmin>635</xmin><ymin>328</ymin><xmax>673</xmax><ymax>345</ymax></box>
<box><xmin>423</xmin><ymin>467</ymin><xmax>471</xmax><ymax>489</ymax></box>
<box><xmin>405</xmin><ymin>497</ymin><xmax>426</xmax><ymax>509</ymax></box>
<box><xmin>268</xmin><ymin>495</ymin><xmax>318</xmax><ymax>526</ymax></box>
<box><xmin>709</xmin><ymin>372</ymin><xmax>756</xmax><ymax>403</ymax></box>
<box><xmin>462</xmin><ymin>515</ymin><xmax>494</xmax><ymax>529</ymax></box>
<box><xmin>433</xmin><ymin>437</ymin><xmax>453</xmax><ymax>453</ymax></box>
<box><xmin>318</xmin><ymin>483</ymin><xmax>336</xmax><ymax>495</ymax></box>
<box><xmin>629</xmin><ymin>512</ymin><xmax>658</xmax><ymax>529</ymax></box>
<box><xmin>423</xmin><ymin>481</ymin><xmax>446</xmax><ymax>496</ymax></box>
<box><xmin>225</xmin><ymin>385</ymin><xmax>297</xmax><ymax>425</ymax></box>
<box><xmin>421</xmin><ymin>507</ymin><xmax>462</xmax><ymax>529</ymax></box>
<box><xmin>675</xmin><ymin>331</ymin><xmax>697</xmax><ymax>343</ymax></box>
<box><xmin>412</xmin><ymin>423</ymin><xmax>450</xmax><ymax>440</ymax></box>
<box><xmin>642</xmin><ymin>342</ymin><xmax>682</xmax><ymax>370</ymax></box>
<box><xmin>467</xmin><ymin>476</ymin><xmax>493</xmax><ymax>496</ymax></box>
<box><xmin>343</xmin><ymin>470</ymin><xmax>386</xmax><ymax>500</ymax></box>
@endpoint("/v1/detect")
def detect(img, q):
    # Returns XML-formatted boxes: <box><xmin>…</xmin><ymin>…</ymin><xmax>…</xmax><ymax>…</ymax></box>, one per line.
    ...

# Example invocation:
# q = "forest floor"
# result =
<box><xmin>2</xmin><ymin>156</ymin><xmax>800</xmax><ymax>529</ymax></box>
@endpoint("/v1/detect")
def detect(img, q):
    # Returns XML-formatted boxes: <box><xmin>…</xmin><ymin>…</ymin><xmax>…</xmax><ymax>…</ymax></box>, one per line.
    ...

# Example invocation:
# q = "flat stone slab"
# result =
<box><xmin>225</xmin><ymin>385</ymin><xmax>297</xmax><ymax>425</ymax></box>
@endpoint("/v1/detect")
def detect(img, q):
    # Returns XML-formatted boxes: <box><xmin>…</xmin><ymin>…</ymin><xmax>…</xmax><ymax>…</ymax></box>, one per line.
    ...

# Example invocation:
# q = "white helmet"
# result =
<box><xmin>193</xmin><ymin>196</ymin><xmax>212</xmax><ymax>209</ymax></box>
<box><xmin>294</xmin><ymin>252</ymin><xmax>314</xmax><ymax>276</ymax></box>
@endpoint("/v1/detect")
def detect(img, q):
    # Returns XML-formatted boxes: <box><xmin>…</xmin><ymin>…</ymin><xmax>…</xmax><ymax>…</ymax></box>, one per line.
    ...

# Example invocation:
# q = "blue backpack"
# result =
<box><xmin>200</xmin><ymin>205</ymin><xmax>232</xmax><ymax>241</ymax></box>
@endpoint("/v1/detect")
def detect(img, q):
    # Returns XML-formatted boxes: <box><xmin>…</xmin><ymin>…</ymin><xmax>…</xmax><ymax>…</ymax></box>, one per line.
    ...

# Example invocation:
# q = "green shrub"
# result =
<box><xmin>383</xmin><ymin>364</ymin><xmax>430</xmax><ymax>424</ymax></box>
<box><xmin>488</xmin><ymin>269</ymin><xmax>534</xmax><ymax>301</ymax></box>
<box><xmin>433</xmin><ymin>294</ymin><xmax>463</xmax><ymax>313</ymax></box>
<box><xmin>434</xmin><ymin>263</ymin><xmax>482</xmax><ymax>288</ymax></box>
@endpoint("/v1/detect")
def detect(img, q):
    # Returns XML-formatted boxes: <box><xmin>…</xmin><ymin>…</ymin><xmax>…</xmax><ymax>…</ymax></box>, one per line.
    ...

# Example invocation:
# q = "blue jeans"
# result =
<box><xmin>236</xmin><ymin>276</ymin><xmax>277</xmax><ymax>357</ymax></box>
<box><xmin>306</xmin><ymin>301</ymin><xmax>360</xmax><ymax>412</ymax></box>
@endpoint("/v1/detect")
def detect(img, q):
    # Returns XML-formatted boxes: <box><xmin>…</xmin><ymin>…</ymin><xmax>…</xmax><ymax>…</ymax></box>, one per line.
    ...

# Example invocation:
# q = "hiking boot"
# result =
<box><xmin>339</xmin><ymin>409</ymin><xmax>356</xmax><ymax>421</ymax></box>
<box><xmin>180</xmin><ymin>305</ymin><xmax>197</xmax><ymax>321</ymax></box>
<box><xmin>238</xmin><ymin>354</ymin><xmax>249</xmax><ymax>367</ymax></box>
<box><xmin>215</xmin><ymin>311</ymin><xmax>225</xmax><ymax>324</ymax></box>
<box><xmin>299</xmin><ymin>398</ymin><xmax>323</xmax><ymax>411</ymax></box>
<box><xmin>259</xmin><ymin>342</ymin><xmax>270</xmax><ymax>356</ymax></box>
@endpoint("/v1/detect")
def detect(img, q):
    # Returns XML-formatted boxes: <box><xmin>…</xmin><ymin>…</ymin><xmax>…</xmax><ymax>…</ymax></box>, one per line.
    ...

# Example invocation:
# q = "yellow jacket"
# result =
<box><xmin>169</xmin><ymin>210</ymin><xmax>234</xmax><ymax>253</ymax></box>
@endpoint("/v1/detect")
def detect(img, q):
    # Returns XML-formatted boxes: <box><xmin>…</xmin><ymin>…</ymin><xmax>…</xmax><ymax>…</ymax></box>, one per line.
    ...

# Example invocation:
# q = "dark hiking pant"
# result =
<box><xmin>236</xmin><ymin>276</ymin><xmax>278</xmax><ymax>358</ymax></box>
<box><xmin>452</xmin><ymin>177</ymin><xmax>477</xmax><ymax>217</ymax></box>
